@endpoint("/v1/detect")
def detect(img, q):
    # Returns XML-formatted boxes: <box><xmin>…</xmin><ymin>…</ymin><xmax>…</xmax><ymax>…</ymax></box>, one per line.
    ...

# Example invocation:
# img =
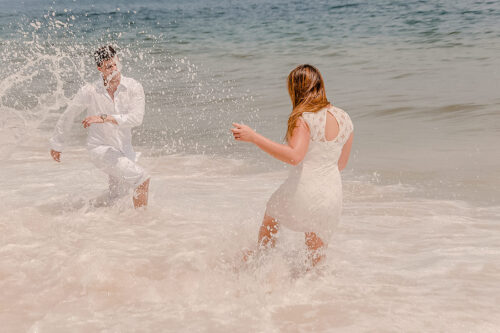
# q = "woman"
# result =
<box><xmin>231</xmin><ymin>64</ymin><xmax>354</xmax><ymax>266</ymax></box>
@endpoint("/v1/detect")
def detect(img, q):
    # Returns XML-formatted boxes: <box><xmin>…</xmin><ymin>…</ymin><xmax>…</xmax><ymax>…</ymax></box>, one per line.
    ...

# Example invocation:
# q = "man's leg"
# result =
<box><xmin>109</xmin><ymin>175</ymin><xmax>130</xmax><ymax>202</ymax></box>
<box><xmin>133</xmin><ymin>178</ymin><xmax>150</xmax><ymax>209</ymax></box>
<box><xmin>89</xmin><ymin>146</ymin><xmax>149</xmax><ymax>209</ymax></box>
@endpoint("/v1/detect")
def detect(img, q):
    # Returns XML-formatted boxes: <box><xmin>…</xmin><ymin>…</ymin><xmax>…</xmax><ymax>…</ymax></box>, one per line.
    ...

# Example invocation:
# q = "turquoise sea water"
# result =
<box><xmin>2</xmin><ymin>0</ymin><xmax>500</xmax><ymax>203</ymax></box>
<box><xmin>1</xmin><ymin>1</ymin><xmax>500</xmax><ymax>331</ymax></box>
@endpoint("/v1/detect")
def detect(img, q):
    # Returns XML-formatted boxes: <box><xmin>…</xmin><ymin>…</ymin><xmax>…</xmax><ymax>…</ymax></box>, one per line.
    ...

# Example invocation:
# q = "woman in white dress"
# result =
<box><xmin>231</xmin><ymin>64</ymin><xmax>354</xmax><ymax>266</ymax></box>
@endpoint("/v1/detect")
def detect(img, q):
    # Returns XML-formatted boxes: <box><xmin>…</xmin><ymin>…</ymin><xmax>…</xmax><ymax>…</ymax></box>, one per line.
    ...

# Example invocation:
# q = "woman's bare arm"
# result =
<box><xmin>231</xmin><ymin>119</ymin><xmax>310</xmax><ymax>166</ymax></box>
<box><xmin>338</xmin><ymin>132</ymin><xmax>354</xmax><ymax>171</ymax></box>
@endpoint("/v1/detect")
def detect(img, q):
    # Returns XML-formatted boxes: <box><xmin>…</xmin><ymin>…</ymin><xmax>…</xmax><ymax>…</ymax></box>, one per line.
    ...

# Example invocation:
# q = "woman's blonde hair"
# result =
<box><xmin>286</xmin><ymin>64</ymin><xmax>330</xmax><ymax>141</ymax></box>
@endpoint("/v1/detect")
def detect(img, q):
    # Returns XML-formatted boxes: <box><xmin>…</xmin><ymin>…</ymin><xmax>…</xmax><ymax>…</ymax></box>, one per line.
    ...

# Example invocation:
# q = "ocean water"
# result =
<box><xmin>1</xmin><ymin>0</ymin><xmax>499</xmax><ymax>331</ymax></box>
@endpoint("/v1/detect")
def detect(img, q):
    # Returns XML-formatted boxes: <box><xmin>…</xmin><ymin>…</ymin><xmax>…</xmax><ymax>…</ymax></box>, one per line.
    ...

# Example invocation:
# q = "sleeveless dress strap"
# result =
<box><xmin>328</xmin><ymin>106</ymin><xmax>353</xmax><ymax>145</ymax></box>
<box><xmin>302</xmin><ymin>109</ymin><xmax>327</xmax><ymax>142</ymax></box>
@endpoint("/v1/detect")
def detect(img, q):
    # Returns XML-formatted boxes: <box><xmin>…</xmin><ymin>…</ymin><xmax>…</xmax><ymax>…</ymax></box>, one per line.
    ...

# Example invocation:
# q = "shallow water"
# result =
<box><xmin>2</xmin><ymin>151</ymin><xmax>500</xmax><ymax>332</ymax></box>
<box><xmin>1</xmin><ymin>0</ymin><xmax>500</xmax><ymax>331</ymax></box>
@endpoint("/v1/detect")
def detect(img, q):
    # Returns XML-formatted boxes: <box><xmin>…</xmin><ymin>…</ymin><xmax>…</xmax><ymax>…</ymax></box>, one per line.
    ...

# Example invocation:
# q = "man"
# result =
<box><xmin>50</xmin><ymin>45</ymin><xmax>150</xmax><ymax>208</ymax></box>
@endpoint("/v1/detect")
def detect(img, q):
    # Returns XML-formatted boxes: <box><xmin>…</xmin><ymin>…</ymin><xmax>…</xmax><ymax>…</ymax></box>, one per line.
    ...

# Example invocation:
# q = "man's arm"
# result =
<box><xmin>82</xmin><ymin>114</ymin><xmax>117</xmax><ymax>128</ymax></box>
<box><xmin>49</xmin><ymin>87</ymin><xmax>88</xmax><ymax>161</ymax></box>
<box><xmin>109</xmin><ymin>83</ymin><xmax>145</xmax><ymax>127</ymax></box>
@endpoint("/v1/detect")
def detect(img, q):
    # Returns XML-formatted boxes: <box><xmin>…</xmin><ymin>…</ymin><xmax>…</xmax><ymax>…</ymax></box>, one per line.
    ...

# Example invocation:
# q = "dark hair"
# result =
<box><xmin>94</xmin><ymin>45</ymin><xmax>117</xmax><ymax>67</ymax></box>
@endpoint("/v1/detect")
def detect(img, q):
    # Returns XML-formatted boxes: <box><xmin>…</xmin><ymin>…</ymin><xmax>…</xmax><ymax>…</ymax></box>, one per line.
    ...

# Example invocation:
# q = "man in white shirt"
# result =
<box><xmin>50</xmin><ymin>45</ymin><xmax>150</xmax><ymax>208</ymax></box>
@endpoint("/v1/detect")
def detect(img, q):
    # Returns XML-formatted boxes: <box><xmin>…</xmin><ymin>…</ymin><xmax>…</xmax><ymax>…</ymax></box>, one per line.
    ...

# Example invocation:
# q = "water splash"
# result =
<box><xmin>0</xmin><ymin>7</ymin><xmax>259</xmax><ymax>160</ymax></box>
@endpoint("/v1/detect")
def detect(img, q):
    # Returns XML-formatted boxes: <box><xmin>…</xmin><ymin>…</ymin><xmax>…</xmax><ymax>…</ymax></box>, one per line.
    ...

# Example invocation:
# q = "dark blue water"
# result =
<box><xmin>3</xmin><ymin>0</ymin><xmax>500</xmax><ymax>41</ymax></box>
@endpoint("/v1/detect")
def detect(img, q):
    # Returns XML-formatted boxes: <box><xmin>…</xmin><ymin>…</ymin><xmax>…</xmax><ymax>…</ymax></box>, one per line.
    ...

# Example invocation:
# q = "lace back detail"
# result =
<box><xmin>302</xmin><ymin>106</ymin><xmax>353</xmax><ymax>144</ymax></box>
<box><xmin>301</xmin><ymin>109</ymin><xmax>326</xmax><ymax>142</ymax></box>
<box><xmin>329</xmin><ymin>106</ymin><xmax>354</xmax><ymax>145</ymax></box>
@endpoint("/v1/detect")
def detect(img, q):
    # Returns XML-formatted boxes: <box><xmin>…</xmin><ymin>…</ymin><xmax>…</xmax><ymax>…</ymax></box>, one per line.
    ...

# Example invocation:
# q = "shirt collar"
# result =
<box><xmin>97</xmin><ymin>75</ymin><xmax>128</xmax><ymax>93</ymax></box>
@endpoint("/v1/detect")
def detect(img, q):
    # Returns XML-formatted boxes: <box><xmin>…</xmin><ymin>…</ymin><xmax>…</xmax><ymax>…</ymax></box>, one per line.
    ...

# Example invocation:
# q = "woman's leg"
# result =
<box><xmin>305</xmin><ymin>232</ymin><xmax>325</xmax><ymax>266</ymax></box>
<box><xmin>258</xmin><ymin>214</ymin><xmax>279</xmax><ymax>248</ymax></box>
<box><xmin>242</xmin><ymin>215</ymin><xmax>279</xmax><ymax>262</ymax></box>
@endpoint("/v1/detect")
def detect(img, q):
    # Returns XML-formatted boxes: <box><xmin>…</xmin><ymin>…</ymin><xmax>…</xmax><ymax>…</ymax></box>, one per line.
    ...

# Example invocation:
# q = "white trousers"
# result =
<box><xmin>89</xmin><ymin>146</ymin><xmax>149</xmax><ymax>200</ymax></box>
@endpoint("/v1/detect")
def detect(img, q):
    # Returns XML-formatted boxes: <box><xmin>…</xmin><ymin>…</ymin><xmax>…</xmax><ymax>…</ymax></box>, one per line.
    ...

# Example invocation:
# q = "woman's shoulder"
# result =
<box><xmin>331</xmin><ymin>105</ymin><xmax>352</xmax><ymax>120</ymax></box>
<box><xmin>330</xmin><ymin>105</ymin><xmax>354</xmax><ymax>133</ymax></box>
<box><xmin>330</xmin><ymin>104</ymin><xmax>347</xmax><ymax>114</ymax></box>
<box><xmin>300</xmin><ymin>110</ymin><xmax>320</xmax><ymax>127</ymax></box>
<box><xmin>299</xmin><ymin>111</ymin><xmax>315</xmax><ymax>123</ymax></box>
<box><xmin>301</xmin><ymin>106</ymin><xmax>328</xmax><ymax>119</ymax></box>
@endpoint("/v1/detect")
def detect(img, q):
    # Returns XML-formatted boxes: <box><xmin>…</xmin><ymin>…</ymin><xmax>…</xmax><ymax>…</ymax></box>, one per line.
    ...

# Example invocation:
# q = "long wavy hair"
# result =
<box><xmin>286</xmin><ymin>64</ymin><xmax>330</xmax><ymax>141</ymax></box>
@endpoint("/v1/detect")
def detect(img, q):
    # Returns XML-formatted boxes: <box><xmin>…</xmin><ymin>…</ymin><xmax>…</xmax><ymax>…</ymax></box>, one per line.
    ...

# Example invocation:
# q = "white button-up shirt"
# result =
<box><xmin>50</xmin><ymin>76</ymin><xmax>145</xmax><ymax>161</ymax></box>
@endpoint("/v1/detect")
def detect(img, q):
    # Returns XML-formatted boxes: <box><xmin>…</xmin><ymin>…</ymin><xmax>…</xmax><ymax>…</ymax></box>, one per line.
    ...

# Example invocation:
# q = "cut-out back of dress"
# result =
<box><xmin>325</xmin><ymin>109</ymin><xmax>340</xmax><ymax>141</ymax></box>
<box><xmin>302</xmin><ymin>105</ymin><xmax>353</xmax><ymax>146</ymax></box>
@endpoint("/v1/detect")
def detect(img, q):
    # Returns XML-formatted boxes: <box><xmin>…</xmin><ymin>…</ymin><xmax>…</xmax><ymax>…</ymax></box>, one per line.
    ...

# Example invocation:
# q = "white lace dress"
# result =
<box><xmin>265</xmin><ymin>105</ymin><xmax>354</xmax><ymax>244</ymax></box>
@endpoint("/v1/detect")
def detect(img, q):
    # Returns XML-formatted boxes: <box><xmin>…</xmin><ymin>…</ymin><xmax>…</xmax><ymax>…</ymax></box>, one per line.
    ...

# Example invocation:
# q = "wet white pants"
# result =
<box><xmin>89</xmin><ymin>146</ymin><xmax>149</xmax><ymax>200</ymax></box>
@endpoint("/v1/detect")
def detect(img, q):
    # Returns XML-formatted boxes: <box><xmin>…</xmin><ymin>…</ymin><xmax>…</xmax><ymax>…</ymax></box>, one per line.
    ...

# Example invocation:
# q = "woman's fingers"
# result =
<box><xmin>232</xmin><ymin>130</ymin><xmax>241</xmax><ymax>140</ymax></box>
<box><xmin>232</xmin><ymin>122</ymin><xmax>248</xmax><ymax>141</ymax></box>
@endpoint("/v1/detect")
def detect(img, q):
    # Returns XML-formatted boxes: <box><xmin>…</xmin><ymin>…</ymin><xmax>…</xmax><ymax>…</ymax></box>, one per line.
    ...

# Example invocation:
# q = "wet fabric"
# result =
<box><xmin>89</xmin><ymin>145</ymin><xmax>149</xmax><ymax>189</ymax></box>
<box><xmin>49</xmin><ymin>76</ymin><xmax>145</xmax><ymax>162</ymax></box>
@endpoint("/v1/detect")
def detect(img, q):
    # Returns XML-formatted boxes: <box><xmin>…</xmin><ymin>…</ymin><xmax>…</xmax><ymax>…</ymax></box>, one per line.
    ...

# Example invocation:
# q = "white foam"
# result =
<box><xmin>1</xmin><ymin>151</ymin><xmax>500</xmax><ymax>331</ymax></box>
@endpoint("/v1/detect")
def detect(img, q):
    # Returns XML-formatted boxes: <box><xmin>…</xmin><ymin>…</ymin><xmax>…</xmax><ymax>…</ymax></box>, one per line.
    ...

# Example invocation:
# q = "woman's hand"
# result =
<box><xmin>231</xmin><ymin>123</ymin><xmax>256</xmax><ymax>143</ymax></box>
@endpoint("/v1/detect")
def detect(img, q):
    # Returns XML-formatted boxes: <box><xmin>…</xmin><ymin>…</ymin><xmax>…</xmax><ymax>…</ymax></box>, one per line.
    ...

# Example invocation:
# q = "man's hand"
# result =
<box><xmin>82</xmin><ymin>115</ymin><xmax>104</xmax><ymax>128</ymax></box>
<box><xmin>50</xmin><ymin>149</ymin><xmax>61</xmax><ymax>162</ymax></box>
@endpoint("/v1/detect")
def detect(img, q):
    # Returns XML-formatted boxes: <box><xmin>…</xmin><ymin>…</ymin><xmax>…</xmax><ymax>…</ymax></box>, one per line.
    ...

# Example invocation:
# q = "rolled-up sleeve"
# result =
<box><xmin>49</xmin><ymin>87</ymin><xmax>88</xmax><ymax>152</ymax></box>
<box><xmin>111</xmin><ymin>83</ymin><xmax>145</xmax><ymax>128</ymax></box>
